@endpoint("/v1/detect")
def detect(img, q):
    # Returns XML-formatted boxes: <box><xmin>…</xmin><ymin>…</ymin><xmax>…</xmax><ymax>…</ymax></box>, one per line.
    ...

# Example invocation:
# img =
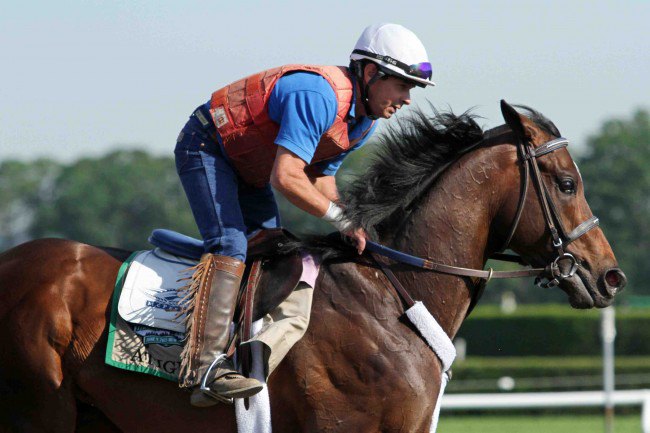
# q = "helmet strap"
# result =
<box><xmin>352</xmin><ymin>61</ymin><xmax>381</xmax><ymax>120</ymax></box>
<box><xmin>362</xmin><ymin>85</ymin><xmax>378</xmax><ymax>120</ymax></box>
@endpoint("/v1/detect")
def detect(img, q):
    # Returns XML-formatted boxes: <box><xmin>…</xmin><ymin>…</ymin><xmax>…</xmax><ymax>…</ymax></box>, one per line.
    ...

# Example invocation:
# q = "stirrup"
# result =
<box><xmin>199</xmin><ymin>354</ymin><xmax>233</xmax><ymax>404</ymax></box>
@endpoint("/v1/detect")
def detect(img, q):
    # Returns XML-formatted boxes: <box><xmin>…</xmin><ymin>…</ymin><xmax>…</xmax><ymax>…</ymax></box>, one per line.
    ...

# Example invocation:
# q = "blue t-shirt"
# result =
<box><xmin>267</xmin><ymin>71</ymin><xmax>377</xmax><ymax>176</ymax></box>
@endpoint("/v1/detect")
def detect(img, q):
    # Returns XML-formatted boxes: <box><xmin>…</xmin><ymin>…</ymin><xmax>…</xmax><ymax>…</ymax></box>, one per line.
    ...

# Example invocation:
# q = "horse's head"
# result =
<box><xmin>498</xmin><ymin>100</ymin><xmax>626</xmax><ymax>308</ymax></box>
<box><xmin>342</xmin><ymin>102</ymin><xmax>626</xmax><ymax>311</ymax></box>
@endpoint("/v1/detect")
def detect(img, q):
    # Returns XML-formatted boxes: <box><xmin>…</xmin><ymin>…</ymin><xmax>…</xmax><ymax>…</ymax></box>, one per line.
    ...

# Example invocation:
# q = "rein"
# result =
<box><xmin>366</xmin><ymin>240</ymin><xmax>544</xmax><ymax>281</ymax></box>
<box><xmin>368</xmin><ymin>124</ymin><xmax>600</xmax><ymax>303</ymax></box>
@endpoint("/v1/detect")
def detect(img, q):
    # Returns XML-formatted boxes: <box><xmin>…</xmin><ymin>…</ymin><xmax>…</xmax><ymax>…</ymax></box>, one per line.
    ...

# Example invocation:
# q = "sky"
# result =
<box><xmin>1</xmin><ymin>0</ymin><xmax>648</xmax><ymax>163</ymax></box>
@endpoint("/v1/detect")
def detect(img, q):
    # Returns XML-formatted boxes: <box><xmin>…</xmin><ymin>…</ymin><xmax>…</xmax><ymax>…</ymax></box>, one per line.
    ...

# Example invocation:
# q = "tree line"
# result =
<box><xmin>1</xmin><ymin>109</ymin><xmax>647</xmax><ymax>301</ymax></box>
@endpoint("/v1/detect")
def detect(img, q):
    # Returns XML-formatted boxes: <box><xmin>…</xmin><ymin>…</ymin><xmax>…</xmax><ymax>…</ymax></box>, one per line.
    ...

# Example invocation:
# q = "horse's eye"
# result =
<box><xmin>559</xmin><ymin>178</ymin><xmax>576</xmax><ymax>194</ymax></box>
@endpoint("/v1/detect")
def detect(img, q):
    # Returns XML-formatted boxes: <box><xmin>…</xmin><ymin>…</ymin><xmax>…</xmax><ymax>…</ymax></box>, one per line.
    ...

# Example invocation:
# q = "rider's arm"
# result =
<box><xmin>267</xmin><ymin>73</ymin><xmax>335</xmax><ymax>217</ymax></box>
<box><xmin>271</xmin><ymin>155</ymin><xmax>365</xmax><ymax>253</ymax></box>
<box><xmin>268</xmin><ymin>72</ymin><xmax>366</xmax><ymax>251</ymax></box>
<box><xmin>310</xmin><ymin>175</ymin><xmax>339</xmax><ymax>203</ymax></box>
<box><xmin>270</xmin><ymin>147</ymin><xmax>331</xmax><ymax>218</ymax></box>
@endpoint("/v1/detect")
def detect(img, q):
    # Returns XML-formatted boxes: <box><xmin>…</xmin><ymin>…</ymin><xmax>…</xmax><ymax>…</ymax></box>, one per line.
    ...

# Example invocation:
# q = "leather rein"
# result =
<box><xmin>367</xmin><ymin>124</ymin><xmax>600</xmax><ymax>308</ymax></box>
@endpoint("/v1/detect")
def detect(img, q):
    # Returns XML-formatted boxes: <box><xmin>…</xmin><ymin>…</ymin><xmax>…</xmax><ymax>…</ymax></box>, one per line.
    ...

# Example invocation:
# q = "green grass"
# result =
<box><xmin>437</xmin><ymin>413</ymin><xmax>641</xmax><ymax>433</ymax></box>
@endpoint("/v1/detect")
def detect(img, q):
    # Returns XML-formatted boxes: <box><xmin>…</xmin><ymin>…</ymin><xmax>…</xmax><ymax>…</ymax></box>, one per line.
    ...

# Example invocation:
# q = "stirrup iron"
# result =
<box><xmin>199</xmin><ymin>354</ymin><xmax>233</xmax><ymax>404</ymax></box>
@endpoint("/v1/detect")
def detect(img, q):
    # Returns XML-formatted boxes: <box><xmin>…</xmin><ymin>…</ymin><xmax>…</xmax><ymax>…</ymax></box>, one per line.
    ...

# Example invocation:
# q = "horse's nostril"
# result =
<box><xmin>605</xmin><ymin>268</ymin><xmax>626</xmax><ymax>292</ymax></box>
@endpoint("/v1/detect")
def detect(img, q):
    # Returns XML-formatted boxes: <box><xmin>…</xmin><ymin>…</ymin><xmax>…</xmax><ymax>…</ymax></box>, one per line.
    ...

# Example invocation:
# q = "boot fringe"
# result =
<box><xmin>177</xmin><ymin>257</ymin><xmax>211</xmax><ymax>387</ymax></box>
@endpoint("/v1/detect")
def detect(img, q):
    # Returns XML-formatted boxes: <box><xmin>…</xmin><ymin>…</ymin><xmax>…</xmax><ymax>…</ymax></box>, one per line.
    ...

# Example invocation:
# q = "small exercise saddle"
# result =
<box><xmin>148</xmin><ymin>228</ymin><xmax>304</xmax><ymax>374</ymax></box>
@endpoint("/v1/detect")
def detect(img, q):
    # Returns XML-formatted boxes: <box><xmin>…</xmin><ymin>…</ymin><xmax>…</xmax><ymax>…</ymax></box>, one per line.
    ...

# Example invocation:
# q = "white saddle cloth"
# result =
<box><xmin>118</xmin><ymin>249</ymin><xmax>194</xmax><ymax>333</ymax></box>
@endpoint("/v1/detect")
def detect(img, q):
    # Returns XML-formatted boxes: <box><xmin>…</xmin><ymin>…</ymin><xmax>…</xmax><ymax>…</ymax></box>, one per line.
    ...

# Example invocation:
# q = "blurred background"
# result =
<box><xmin>2</xmin><ymin>1</ymin><xmax>648</xmax><ymax>431</ymax></box>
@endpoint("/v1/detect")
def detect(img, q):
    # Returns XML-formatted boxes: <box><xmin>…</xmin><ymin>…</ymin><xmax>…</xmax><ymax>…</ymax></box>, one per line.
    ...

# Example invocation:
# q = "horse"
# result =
<box><xmin>0</xmin><ymin>100</ymin><xmax>626</xmax><ymax>432</ymax></box>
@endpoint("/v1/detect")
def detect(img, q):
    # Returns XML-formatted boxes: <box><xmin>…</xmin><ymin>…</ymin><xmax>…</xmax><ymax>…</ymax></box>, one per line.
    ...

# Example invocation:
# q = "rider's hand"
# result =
<box><xmin>345</xmin><ymin>227</ymin><xmax>367</xmax><ymax>255</ymax></box>
<box><xmin>322</xmin><ymin>202</ymin><xmax>367</xmax><ymax>254</ymax></box>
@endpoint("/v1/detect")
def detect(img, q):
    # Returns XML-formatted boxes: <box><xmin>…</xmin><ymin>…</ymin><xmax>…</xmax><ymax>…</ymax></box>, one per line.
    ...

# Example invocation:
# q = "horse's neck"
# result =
<box><xmin>382</xmin><ymin>146</ymin><xmax>509</xmax><ymax>338</ymax></box>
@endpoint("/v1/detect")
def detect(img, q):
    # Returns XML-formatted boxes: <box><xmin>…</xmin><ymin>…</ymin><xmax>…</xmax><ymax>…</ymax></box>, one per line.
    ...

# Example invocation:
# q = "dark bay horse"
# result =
<box><xmin>0</xmin><ymin>101</ymin><xmax>626</xmax><ymax>432</ymax></box>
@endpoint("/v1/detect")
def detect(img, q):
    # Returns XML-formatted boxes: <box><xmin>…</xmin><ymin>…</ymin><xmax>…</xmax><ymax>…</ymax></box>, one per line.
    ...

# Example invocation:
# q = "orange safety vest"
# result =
<box><xmin>209</xmin><ymin>65</ymin><xmax>372</xmax><ymax>187</ymax></box>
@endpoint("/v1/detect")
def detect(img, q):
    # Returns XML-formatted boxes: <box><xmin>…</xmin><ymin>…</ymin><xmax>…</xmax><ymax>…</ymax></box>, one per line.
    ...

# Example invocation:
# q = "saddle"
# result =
<box><xmin>148</xmin><ymin>228</ymin><xmax>303</xmax><ymax>375</ymax></box>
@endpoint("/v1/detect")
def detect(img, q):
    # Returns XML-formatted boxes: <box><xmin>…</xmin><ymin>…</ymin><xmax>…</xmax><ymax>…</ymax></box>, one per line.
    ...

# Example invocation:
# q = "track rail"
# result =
<box><xmin>441</xmin><ymin>389</ymin><xmax>650</xmax><ymax>432</ymax></box>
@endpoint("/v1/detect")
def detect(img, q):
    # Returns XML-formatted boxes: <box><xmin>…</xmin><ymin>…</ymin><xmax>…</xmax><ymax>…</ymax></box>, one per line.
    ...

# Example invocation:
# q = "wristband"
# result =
<box><xmin>321</xmin><ymin>202</ymin><xmax>353</xmax><ymax>233</ymax></box>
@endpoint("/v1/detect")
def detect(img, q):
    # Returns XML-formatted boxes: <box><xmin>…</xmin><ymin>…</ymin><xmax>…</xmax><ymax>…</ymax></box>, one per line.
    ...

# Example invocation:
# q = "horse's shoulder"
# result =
<box><xmin>310</xmin><ymin>258</ymin><xmax>440</xmax><ymax>367</ymax></box>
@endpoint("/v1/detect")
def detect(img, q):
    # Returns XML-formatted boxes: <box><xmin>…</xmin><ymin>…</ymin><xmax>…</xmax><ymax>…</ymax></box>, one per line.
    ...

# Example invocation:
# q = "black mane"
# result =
<box><xmin>341</xmin><ymin>106</ymin><xmax>484</xmax><ymax>238</ymax></box>
<box><xmin>284</xmin><ymin>103</ymin><xmax>558</xmax><ymax>258</ymax></box>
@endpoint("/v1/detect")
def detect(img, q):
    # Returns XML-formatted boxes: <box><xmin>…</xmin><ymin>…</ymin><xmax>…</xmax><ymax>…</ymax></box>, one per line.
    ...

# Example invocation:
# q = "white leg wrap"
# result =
<box><xmin>405</xmin><ymin>301</ymin><xmax>456</xmax><ymax>371</ymax></box>
<box><xmin>235</xmin><ymin>320</ymin><xmax>271</xmax><ymax>433</ymax></box>
<box><xmin>404</xmin><ymin>301</ymin><xmax>456</xmax><ymax>433</ymax></box>
<box><xmin>429</xmin><ymin>371</ymin><xmax>451</xmax><ymax>433</ymax></box>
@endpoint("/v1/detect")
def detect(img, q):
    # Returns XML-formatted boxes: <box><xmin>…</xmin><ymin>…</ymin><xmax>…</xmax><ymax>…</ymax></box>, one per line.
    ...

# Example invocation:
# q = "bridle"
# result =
<box><xmin>367</xmin><ymin>124</ymin><xmax>601</xmax><ymax>305</ymax></box>
<box><xmin>495</xmin><ymin>126</ymin><xmax>600</xmax><ymax>288</ymax></box>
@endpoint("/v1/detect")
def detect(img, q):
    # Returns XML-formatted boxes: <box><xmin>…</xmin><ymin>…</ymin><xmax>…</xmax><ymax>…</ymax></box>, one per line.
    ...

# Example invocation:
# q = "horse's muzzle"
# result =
<box><xmin>603</xmin><ymin>268</ymin><xmax>627</xmax><ymax>296</ymax></box>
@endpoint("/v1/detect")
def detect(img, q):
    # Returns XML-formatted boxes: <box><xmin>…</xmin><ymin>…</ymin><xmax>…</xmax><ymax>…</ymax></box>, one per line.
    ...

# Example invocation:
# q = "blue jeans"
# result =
<box><xmin>174</xmin><ymin>108</ymin><xmax>280</xmax><ymax>262</ymax></box>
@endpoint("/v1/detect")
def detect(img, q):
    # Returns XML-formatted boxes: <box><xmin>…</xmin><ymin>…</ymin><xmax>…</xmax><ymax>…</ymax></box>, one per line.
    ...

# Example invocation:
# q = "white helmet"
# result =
<box><xmin>350</xmin><ymin>23</ymin><xmax>435</xmax><ymax>88</ymax></box>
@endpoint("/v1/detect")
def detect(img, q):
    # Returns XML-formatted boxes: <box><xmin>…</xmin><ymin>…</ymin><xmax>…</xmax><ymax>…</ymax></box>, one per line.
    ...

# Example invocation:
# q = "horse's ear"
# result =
<box><xmin>500</xmin><ymin>99</ymin><xmax>540</xmax><ymax>143</ymax></box>
<box><xmin>500</xmin><ymin>100</ymin><xmax>525</xmax><ymax>137</ymax></box>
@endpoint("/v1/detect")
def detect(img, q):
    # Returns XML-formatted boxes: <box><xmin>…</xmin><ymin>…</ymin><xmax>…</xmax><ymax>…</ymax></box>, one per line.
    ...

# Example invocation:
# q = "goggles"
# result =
<box><xmin>352</xmin><ymin>49</ymin><xmax>433</xmax><ymax>80</ymax></box>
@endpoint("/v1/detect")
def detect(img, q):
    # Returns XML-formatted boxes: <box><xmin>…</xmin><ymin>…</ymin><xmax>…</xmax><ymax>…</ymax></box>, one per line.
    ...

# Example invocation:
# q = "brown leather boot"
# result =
<box><xmin>178</xmin><ymin>254</ymin><xmax>263</xmax><ymax>407</ymax></box>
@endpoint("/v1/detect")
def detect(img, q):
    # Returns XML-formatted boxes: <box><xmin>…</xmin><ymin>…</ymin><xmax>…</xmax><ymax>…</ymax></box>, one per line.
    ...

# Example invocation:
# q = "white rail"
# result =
<box><xmin>441</xmin><ymin>389</ymin><xmax>650</xmax><ymax>433</ymax></box>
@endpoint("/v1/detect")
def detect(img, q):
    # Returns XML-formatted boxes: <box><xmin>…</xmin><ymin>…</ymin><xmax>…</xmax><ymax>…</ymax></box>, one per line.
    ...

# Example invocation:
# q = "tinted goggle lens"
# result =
<box><xmin>408</xmin><ymin>62</ymin><xmax>433</xmax><ymax>80</ymax></box>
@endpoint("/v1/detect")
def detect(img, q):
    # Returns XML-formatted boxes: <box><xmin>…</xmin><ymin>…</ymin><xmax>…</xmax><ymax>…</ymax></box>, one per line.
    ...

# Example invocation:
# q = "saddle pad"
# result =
<box><xmin>106</xmin><ymin>251</ymin><xmax>184</xmax><ymax>381</ymax></box>
<box><xmin>117</xmin><ymin>249</ymin><xmax>196</xmax><ymax>333</ymax></box>
<box><xmin>106</xmin><ymin>314</ymin><xmax>184</xmax><ymax>381</ymax></box>
<box><xmin>107</xmin><ymin>249</ymin><xmax>322</xmax><ymax>383</ymax></box>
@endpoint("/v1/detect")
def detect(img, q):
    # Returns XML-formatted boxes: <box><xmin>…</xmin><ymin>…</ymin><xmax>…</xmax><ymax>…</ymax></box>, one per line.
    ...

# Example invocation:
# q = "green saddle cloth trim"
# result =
<box><xmin>105</xmin><ymin>251</ymin><xmax>179</xmax><ymax>382</ymax></box>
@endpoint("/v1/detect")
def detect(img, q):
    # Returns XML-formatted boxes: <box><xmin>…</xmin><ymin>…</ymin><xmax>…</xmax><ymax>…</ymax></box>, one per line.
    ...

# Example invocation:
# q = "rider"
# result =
<box><xmin>174</xmin><ymin>23</ymin><xmax>435</xmax><ymax>406</ymax></box>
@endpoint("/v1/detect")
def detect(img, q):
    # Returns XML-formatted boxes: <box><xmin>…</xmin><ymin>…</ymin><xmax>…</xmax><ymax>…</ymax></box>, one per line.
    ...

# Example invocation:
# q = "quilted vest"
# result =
<box><xmin>209</xmin><ymin>65</ymin><xmax>371</xmax><ymax>187</ymax></box>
